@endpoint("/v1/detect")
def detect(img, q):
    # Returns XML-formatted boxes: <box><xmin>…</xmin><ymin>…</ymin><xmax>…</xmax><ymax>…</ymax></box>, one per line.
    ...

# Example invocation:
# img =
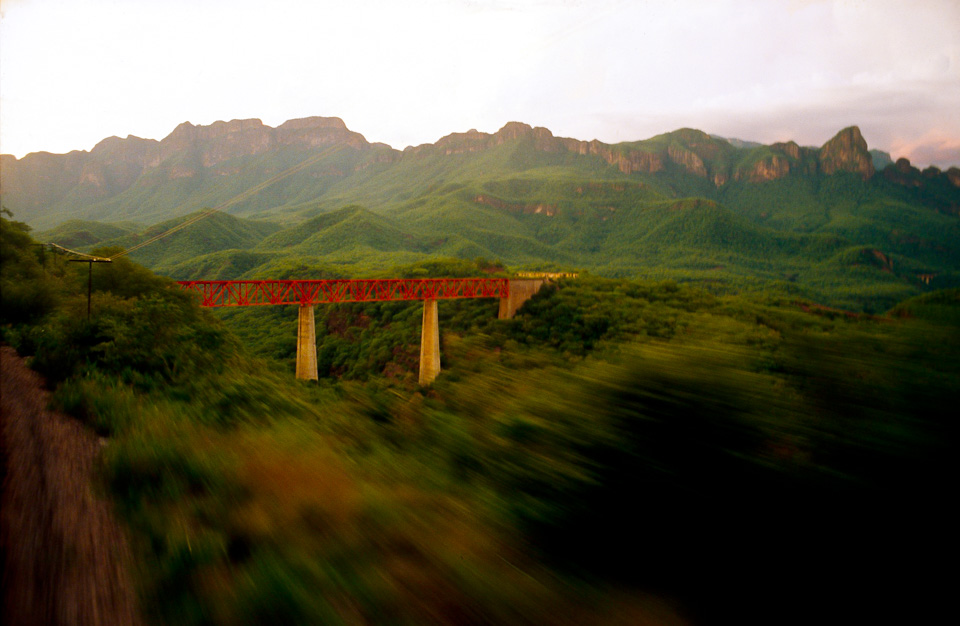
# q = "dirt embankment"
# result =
<box><xmin>1</xmin><ymin>346</ymin><xmax>141</xmax><ymax>626</ymax></box>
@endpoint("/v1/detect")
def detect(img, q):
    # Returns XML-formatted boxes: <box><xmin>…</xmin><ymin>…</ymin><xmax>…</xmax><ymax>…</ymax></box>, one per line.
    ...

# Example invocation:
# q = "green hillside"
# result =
<box><xmin>37</xmin><ymin>219</ymin><xmax>140</xmax><ymax>249</ymax></box>
<box><xmin>96</xmin><ymin>164</ymin><xmax>958</xmax><ymax>311</ymax></box>
<box><xmin>256</xmin><ymin>205</ymin><xmax>420</xmax><ymax>253</ymax></box>
<box><xmin>97</xmin><ymin>210</ymin><xmax>281</xmax><ymax>271</ymax></box>
<box><xmin>10</xmin><ymin>120</ymin><xmax>960</xmax><ymax>312</ymax></box>
<box><xmin>162</xmin><ymin>249</ymin><xmax>282</xmax><ymax>280</ymax></box>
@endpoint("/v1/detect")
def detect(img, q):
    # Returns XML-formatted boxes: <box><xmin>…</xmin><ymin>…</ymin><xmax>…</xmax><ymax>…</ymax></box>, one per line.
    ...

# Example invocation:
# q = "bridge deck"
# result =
<box><xmin>176</xmin><ymin>278</ymin><xmax>509</xmax><ymax>307</ymax></box>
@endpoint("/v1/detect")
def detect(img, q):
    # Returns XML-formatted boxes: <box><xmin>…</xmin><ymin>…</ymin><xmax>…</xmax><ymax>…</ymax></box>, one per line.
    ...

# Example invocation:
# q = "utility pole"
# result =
<box><xmin>33</xmin><ymin>243</ymin><xmax>46</xmax><ymax>267</ymax></box>
<box><xmin>68</xmin><ymin>258</ymin><xmax>112</xmax><ymax>320</ymax></box>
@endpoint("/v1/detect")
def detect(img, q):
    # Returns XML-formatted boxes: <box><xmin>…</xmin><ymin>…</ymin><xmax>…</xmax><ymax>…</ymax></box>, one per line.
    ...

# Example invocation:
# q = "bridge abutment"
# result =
<box><xmin>498</xmin><ymin>279</ymin><xmax>545</xmax><ymax>319</ymax></box>
<box><xmin>419</xmin><ymin>298</ymin><xmax>440</xmax><ymax>386</ymax></box>
<box><xmin>296</xmin><ymin>304</ymin><xmax>318</xmax><ymax>380</ymax></box>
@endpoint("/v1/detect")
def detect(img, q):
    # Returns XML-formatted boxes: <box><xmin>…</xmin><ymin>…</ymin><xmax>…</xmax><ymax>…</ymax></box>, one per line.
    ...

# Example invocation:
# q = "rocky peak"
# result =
<box><xmin>199</xmin><ymin>118</ymin><xmax>267</xmax><ymax>140</ymax></box>
<box><xmin>772</xmin><ymin>141</ymin><xmax>801</xmax><ymax>160</ymax></box>
<box><xmin>528</xmin><ymin>126</ymin><xmax>560</xmax><ymax>152</ymax></box>
<box><xmin>947</xmin><ymin>167</ymin><xmax>960</xmax><ymax>188</ymax></box>
<box><xmin>883</xmin><ymin>157</ymin><xmax>922</xmax><ymax>187</ymax></box>
<box><xmin>155</xmin><ymin>119</ymin><xmax>268</xmax><ymax>168</ymax></box>
<box><xmin>737</xmin><ymin>155</ymin><xmax>791</xmax><ymax>183</ymax></box>
<box><xmin>494</xmin><ymin>122</ymin><xmax>534</xmax><ymax>142</ymax></box>
<box><xmin>869</xmin><ymin>149</ymin><xmax>893</xmax><ymax>170</ymax></box>
<box><xmin>672</xmin><ymin>128</ymin><xmax>713</xmax><ymax>144</ymax></box>
<box><xmin>91</xmin><ymin>135</ymin><xmax>147</xmax><ymax>154</ymax></box>
<box><xmin>150</xmin><ymin>117</ymin><xmax>373</xmax><ymax>170</ymax></box>
<box><xmin>158</xmin><ymin>121</ymin><xmax>201</xmax><ymax>161</ymax></box>
<box><xmin>819</xmin><ymin>126</ymin><xmax>874</xmax><ymax>179</ymax></box>
<box><xmin>894</xmin><ymin>157</ymin><xmax>915</xmax><ymax>173</ymax></box>
<box><xmin>668</xmin><ymin>129</ymin><xmax>726</xmax><ymax>157</ymax></box>
<box><xmin>196</xmin><ymin>119</ymin><xmax>273</xmax><ymax>167</ymax></box>
<box><xmin>90</xmin><ymin>135</ymin><xmax>160</xmax><ymax>167</ymax></box>
<box><xmin>431</xmin><ymin>128</ymin><xmax>494</xmax><ymax>155</ymax></box>
<box><xmin>495</xmin><ymin>123</ymin><xmax>559</xmax><ymax>151</ymax></box>
<box><xmin>166</xmin><ymin>121</ymin><xmax>198</xmax><ymax>142</ymax></box>
<box><xmin>278</xmin><ymin>116</ymin><xmax>348</xmax><ymax>131</ymax></box>
<box><xmin>660</xmin><ymin>129</ymin><xmax>734</xmax><ymax>181</ymax></box>
<box><xmin>275</xmin><ymin>116</ymin><xmax>369</xmax><ymax>149</ymax></box>
<box><xmin>879</xmin><ymin>159</ymin><xmax>960</xmax><ymax>213</ymax></box>
<box><xmin>423</xmin><ymin>122</ymin><xmax>552</xmax><ymax>156</ymax></box>
<box><xmin>530</xmin><ymin>126</ymin><xmax>554</xmax><ymax>140</ymax></box>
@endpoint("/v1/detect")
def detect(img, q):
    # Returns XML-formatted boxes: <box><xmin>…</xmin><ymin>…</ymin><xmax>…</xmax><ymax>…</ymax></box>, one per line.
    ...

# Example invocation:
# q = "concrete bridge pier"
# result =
<box><xmin>419</xmin><ymin>298</ymin><xmax>440</xmax><ymax>386</ymax></box>
<box><xmin>292</xmin><ymin>279</ymin><xmax>548</xmax><ymax>385</ymax></box>
<box><xmin>296</xmin><ymin>304</ymin><xmax>318</xmax><ymax>380</ymax></box>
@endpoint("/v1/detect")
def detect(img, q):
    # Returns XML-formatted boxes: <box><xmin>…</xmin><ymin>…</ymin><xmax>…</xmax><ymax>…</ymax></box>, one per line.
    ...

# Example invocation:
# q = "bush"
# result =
<box><xmin>0</xmin><ymin>213</ymin><xmax>62</xmax><ymax>324</ymax></box>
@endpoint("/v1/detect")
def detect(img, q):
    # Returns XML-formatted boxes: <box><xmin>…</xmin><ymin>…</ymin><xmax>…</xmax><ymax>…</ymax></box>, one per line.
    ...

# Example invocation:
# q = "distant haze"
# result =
<box><xmin>1</xmin><ymin>0</ymin><xmax>958</xmax><ymax>167</ymax></box>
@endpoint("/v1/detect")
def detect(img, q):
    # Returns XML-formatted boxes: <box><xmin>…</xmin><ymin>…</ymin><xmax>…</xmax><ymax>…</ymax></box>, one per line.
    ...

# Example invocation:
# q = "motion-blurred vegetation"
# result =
<box><xmin>3</xmin><ymin>212</ymin><xmax>956</xmax><ymax>623</ymax></box>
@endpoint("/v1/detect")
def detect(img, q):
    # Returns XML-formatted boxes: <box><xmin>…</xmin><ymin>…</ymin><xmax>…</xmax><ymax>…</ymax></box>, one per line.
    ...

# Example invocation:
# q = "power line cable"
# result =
<box><xmin>44</xmin><ymin>243</ymin><xmax>112</xmax><ymax>261</ymax></box>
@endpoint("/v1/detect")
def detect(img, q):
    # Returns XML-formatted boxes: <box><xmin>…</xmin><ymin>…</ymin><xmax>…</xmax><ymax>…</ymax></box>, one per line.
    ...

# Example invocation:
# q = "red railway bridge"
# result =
<box><xmin>177</xmin><ymin>277</ymin><xmax>546</xmax><ymax>384</ymax></box>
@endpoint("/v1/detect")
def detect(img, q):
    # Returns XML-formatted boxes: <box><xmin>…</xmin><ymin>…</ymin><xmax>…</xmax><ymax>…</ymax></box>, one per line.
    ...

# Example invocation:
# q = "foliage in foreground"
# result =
<box><xmin>2</xmin><ymin>213</ymin><xmax>956</xmax><ymax>623</ymax></box>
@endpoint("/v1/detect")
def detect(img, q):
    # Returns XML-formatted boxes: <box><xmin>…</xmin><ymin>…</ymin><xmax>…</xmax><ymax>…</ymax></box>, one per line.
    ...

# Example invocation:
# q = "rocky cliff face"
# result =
<box><xmin>556</xmin><ymin>138</ymin><xmax>662</xmax><ymax>174</ymax></box>
<box><xmin>77</xmin><ymin>135</ymin><xmax>161</xmax><ymax>195</ymax></box>
<box><xmin>4</xmin><ymin>116</ymin><xmax>958</xmax><ymax>228</ymax></box>
<box><xmin>818</xmin><ymin>126</ymin><xmax>875</xmax><ymax>179</ymax></box>
<box><xmin>741</xmin><ymin>154</ymin><xmax>792</xmax><ymax>182</ymax></box>
<box><xmin>417</xmin><ymin>121</ymin><xmax>887</xmax><ymax>187</ymax></box>
<box><xmin>775</xmin><ymin>141</ymin><xmax>801</xmax><ymax>160</ymax></box>
<box><xmin>947</xmin><ymin>167</ymin><xmax>960</xmax><ymax>188</ymax></box>
<box><xmin>729</xmin><ymin>129</ymin><xmax>880</xmax><ymax>183</ymax></box>
<box><xmin>0</xmin><ymin>150</ymin><xmax>90</xmax><ymax>213</ymax></box>
<box><xmin>733</xmin><ymin>141</ymin><xmax>819</xmax><ymax>182</ymax></box>
<box><xmin>276</xmin><ymin>117</ymin><xmax>372</xmax><ymax>151</ymax></box>
<box><xmin>560</xmin><ymin>138</ymin><xmax>664</xmax><ymax>174</ymax></box>
<box><xmin>667</xmin><ymin>144</ymin><xmax>708</xmax><ymax>177</ymax></box>
<box><xmin>154</xmin><ymin>117</ymin><xmax>374</xmax><ymax>170</ymax></box>
<box><xmin>158</xmin><ymin>119</ymin><xmax>274</xmax><ymax>168</ymax></box>
<box><xmin>423</xmin><ymin>124</ymin><xmax>738</xmax><ymax>182</ymax></box>
<box><xmin>411</xmin><ymin>122</ymin><xmax>727</xmax><ymax>177</ymax></box>
<box><xmin>1</xmin><ymin>117</ymin><xmax>388</xmax><ymax>213</ymax></box>
<box><xmin>881</xmin><ymin>158</ymin><xmax>960</xmax><ymax>214</ymax></box>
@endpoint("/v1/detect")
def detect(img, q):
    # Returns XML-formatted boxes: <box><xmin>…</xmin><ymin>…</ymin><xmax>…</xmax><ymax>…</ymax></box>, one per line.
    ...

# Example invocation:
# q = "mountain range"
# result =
<box><xmin>3</xmin><ymin>116</ymin><xmax>959</xmax><ymax>312</ymax></box>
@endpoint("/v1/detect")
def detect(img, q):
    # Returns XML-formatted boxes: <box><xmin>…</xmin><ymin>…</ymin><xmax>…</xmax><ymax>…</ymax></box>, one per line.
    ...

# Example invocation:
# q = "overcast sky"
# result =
<box><xmin>1</xmin><ymin>0</ymin><xmax>958</xmax><ymax>167</ymax></box>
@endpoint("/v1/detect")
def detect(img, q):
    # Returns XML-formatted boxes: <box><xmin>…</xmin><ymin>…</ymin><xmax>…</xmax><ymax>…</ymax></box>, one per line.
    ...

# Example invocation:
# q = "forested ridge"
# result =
<box><xmin>6</xmin><ymin>119</ymin><xmax>958</xmax><ymax>314</ymax></box>
<box><xmin>3</xmin><ymin>211</ymin><xmax>956</xmax><ymax>623</ymax></box>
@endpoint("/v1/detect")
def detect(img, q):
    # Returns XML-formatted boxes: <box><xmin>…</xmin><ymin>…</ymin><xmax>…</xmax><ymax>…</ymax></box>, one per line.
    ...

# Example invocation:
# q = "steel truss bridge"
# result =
<box><xmin>176</xmin><ymin>277</ymin><xmax>545</xmax><ymax>385</ymax></box>
<box><xmin>175</xmin><ymin>278</ymin><xmax>509</xmax><ymax>307</ymax></box>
